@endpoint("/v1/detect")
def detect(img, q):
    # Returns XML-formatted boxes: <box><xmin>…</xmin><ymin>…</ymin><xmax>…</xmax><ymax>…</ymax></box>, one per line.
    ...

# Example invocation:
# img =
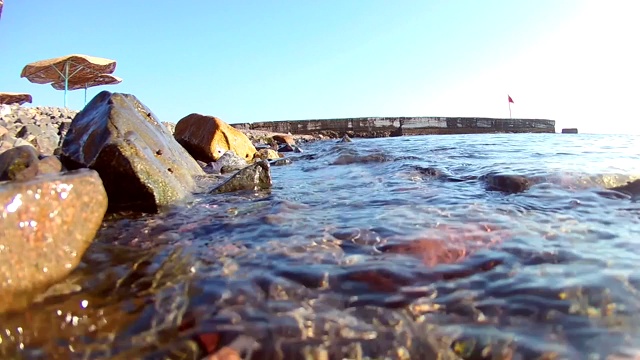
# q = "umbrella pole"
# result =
<box><xmin>64</xmin><ymin>61</ymin><xmax>69</xmax><ymax>108</ymax></box>
<box><xmin>84</xmin><ymin>84</ymin><xmax>87</xmax><ymax>105</ymax></box>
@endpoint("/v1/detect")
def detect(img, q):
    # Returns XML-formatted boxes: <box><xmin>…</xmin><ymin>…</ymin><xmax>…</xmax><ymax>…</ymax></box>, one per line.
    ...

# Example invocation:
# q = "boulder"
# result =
<box><xmin>0</xmin><ymin>145</ymin><xmax>39</xmax><ymax>181</ymax></box>
<box><xmin>174</xmin><ymin>114</ymin><xmax>256</xmax><ymax>163</ymax></box>
<box><xmin>210</xmin><ymin>160</ymin><xmax>272</xmax><ymax>194</ymax></box>
<box><xmin>254</xmin><ymin>148</ymin><xmax>280</xmax><ymax>160</ymax></box>
<box><xmin>0</xmin><ymin>169</ymin><xmax>107</xmax><ymax>313</ymax></box>
<box><xmin>277</xmin><ymin>144</ymin><xmax>303</xmax><ymax>153</ymax></box>
<box><xmin>272</xmin><ymin>134</ymin><xmax>295</xmax><ymax>145</ymax></box>
<box><xmin>60</xmin><ymin>91</ymin><xmax>204</xmax><ymax>213</ymax></box>
<box><xmin>484</xmin><ymin>174</ymin><xmax>531</xmax><ymax>194</ymax></box>
<box><xmin>609</xmin><ymin>179</ymin><xmax>640</xmax><ymax>197</ymax></box>
<box><xmin>338</xmin><ymin>134</ymin><xmax>353</xmax><ymax>143</ymax></box>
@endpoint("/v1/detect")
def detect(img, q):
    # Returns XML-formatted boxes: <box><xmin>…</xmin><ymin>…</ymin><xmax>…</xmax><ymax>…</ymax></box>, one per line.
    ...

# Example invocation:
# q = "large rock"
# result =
<box><xmin>0</xmin><ymin>169</ymin><xmax>107</xmax><ymax>313</ymax></box>
<box><xmin>60</xmin><ymin>91</ymin><xmax>204</xmax><ymax>213</ymax></box>
<box><xmin>174</xmin><ymin>114</ymin><xmax>256</xmax><ymax>163</ymax></box>
<box><xmin>210</xmin><ymin>160</ymin><xmax>272</xmax><ymax>194</ymax></box>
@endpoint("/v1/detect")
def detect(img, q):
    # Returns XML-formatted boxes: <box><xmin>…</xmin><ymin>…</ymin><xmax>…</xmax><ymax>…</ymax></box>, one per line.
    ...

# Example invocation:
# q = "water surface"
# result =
<box><xmin>2</xmin><ymin>133</ymin><xmax>640</xmax><ymax>359</ymax></box>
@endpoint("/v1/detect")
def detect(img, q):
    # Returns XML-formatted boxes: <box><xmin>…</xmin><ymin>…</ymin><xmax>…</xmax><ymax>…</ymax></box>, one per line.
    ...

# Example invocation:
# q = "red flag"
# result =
<box><xmin>508</xmin><ymin>95</ymin><xmax>514</xmax><ymax>104</ymax></box>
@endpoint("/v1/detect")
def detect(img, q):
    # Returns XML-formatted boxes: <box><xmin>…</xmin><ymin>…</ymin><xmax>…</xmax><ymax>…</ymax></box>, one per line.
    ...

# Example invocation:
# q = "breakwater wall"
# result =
<box><xmin>233</xmin><ymin>117</ymin><xmax>556</xmax><ymax>138</ymax></box>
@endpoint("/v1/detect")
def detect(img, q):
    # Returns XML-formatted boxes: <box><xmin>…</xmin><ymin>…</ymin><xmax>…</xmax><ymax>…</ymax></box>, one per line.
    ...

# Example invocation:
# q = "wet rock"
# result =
<box><xmin>0</xmin><ymin>145</ymin><xmax>39</xmax><ymax>181</ymax></box>
<box><xmin>213</xmin><ymin>150</ymin><xmax>249</xmax><ymax>174</ymax></box>
<box><xmin>339</xmin><ymin>134</ymin><xmax>353</xmax><ymax>143</ymax></box>
<box><xmin>270</xmin><ymin>158</ymin><xmax>292</xmax><ymax>166</ymax></box>
<box><xmin>278</xmin><ymin>144</ymin><xmax>303</xmax><ymax>153</ymax></box>
<box><xmin>60</xmin><ymin>91</ymin><xmax>204</xmax><ymax>213</ymax></box>
<box><xmin>210</xmin><ymin>160</ymin><xmax>272</xmax><ymax>194</ymax></box>
<box><xmin>483</xmin><ymin>174</ymin><xmax>531</xmax><ymax>194</ymax></box>
<box><xmin>609</xmin><ymin>179</ymin><xmax>640</xmax><ymax>197</ymax></box>
<box><xmin>254</xmin><ymin>148</ymin><xmax>280</xmax><ymax>160</ymax></box>
<box><xmin>174</xmin><ymin>113</ymin><xmax>256</xmax><ymax>162</ymax></box>
<box><xmin>0</xmin><ymin>169</ymin><xmax>107</xmax><ymax>313</ymax></box>
<box><xmin>272</xmin><ymin>133</ymin><xmax>295</xmax><ymax>145</ymax></box>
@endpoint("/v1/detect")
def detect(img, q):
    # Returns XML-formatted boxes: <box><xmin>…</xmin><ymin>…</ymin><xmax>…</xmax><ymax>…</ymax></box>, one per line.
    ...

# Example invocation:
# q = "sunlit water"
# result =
<box><xmin>2</xmin><ymin>133</ymin><xmax>640</xmax><ymax>359</ymax></box>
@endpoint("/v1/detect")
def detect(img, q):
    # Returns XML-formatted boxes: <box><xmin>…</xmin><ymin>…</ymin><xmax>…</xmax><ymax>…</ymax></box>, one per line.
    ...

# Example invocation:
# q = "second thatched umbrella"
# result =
<box><xmin>52</xmin><ymin>74</ymin><xmax>123</xmax><ymax>105</ymax></box>
<box><xmin>0</xmin><ymin>92</ymin><xmax>33</xmax><ymax>105</ymax></box>
<box><xmin>20</xmin><ymin>54</ymin><xmax>117</xmax><ymax>107</ymax></box>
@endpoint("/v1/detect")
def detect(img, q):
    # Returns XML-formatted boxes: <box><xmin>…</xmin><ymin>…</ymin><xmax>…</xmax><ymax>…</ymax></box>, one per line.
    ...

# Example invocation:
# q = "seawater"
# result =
<box><xmin>2</xmin><ymin>133</ymin><xmax>640</xmax><ymax>359</ymax></box>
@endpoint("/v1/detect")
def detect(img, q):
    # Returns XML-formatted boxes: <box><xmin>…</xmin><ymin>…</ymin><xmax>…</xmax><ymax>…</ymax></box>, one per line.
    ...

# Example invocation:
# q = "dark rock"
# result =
<box><xmin>210</xmin><ymin>160</ymin><xmax>272</xmax><ymax>194</ymax></box>
<box><xmin>60</xmin><ymin>91</ymin><xmax>204</xmax><ymax>213</ymax></box>
<box><xmin>484</xmin><ymin>174</ymin><xmax>531</xmax><ymax>194</ymax></box>
<box><xmin>0</xmin><ymin>169</ymin><xmax>108</xmax><ymax>313</ymax></box>
<box><xmin>0</xmin><ymin>145</ymin><xmax>39</xmax><ymax>181</ymax></box>
<box><xmin>389</xmin><ymin>126</ymin><xmax>403</xmax><ymax>137</ymax></box>
<box><xmin>277</xmin><ymin>144</ymin><xmax>303</xmax><ymax>153</ymax></box>
<box><xmin>270</xmin><ymin>158</ymin><xmax>292</xmax><ymax>166</ymax></box>
<box><xmin>609</xmin><ymin>179</ymin><xmax>640</xmax><ymax>197</ymax></box>
<box><xmin>338</xmin><ymin>134</ymin><xmax>353</xmax><ymax>143</ymax></box>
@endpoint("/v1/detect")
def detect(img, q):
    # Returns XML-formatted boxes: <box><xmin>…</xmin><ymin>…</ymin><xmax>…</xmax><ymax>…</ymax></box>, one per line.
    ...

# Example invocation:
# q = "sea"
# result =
<box><xmin>1</xmin><ymin>133</ymin><xmax>640</xmax><ymax>359</ymax></box>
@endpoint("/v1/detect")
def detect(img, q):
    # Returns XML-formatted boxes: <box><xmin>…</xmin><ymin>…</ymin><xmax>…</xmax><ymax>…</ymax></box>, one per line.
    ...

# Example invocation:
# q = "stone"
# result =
<box><xmin>174</xmin><ymin>113</ymin><xmax>256</xmax><ymax>163</ymax></box>
<box><xmin>16</xmin><ymin>124</ymin><xmax>42</xmax><ymax>139</ymax></box>
<box><xmin>254</xmin><ymin>148</ymin><xmax>280</xmax><ymax>160</ymax></box>
<box><xmin>389</xmin><ymin>126</ymin><xmax>403</xmax><ymax>137</ymax></box>
<box><xmin>272</xmin><ymin>134</ymin><xmax>295</xmax><ymax>145</ymax></box>
<box><xmin>0</xmin><ymin>169</ymin><xmax>108</xmax><ymax>313</ymax></box>
<box><xmin>36</xmin><ymin>156</ymin><xmax>63</xmax><ymax>175</ymax></box>
<box><xmin>60</xmin><ymin>91</ymin><xmax>205</xmax><ymax>213</ymax></box>
<box><xmin>218</xmin><ymin>151</ymin><xmax>249</xmax><ymax>174</ymax></box>
<box><xmin>35</xmin><ymin>130</ymin><xmax>60</xmax><ymax>156</ymax></box>
<box><xmin>271</xmin><ymin>158</ymin><xmax>292</xmax><ymax>166</ymax></box>
<box><xmin>338</xmin><ymin>134</ymin><xmax>353</xmax><ymax>143</ymax></box>
<box><xmin>277</xmin><ymin>144</ymin><xmax>303</xmax><ymax>153</ymax></box>
<box><xmin>0</xmin><ymin>125</ymin><xmax>7</xmax><ymax>138</ymax></box>
<box><xmin>609</xmin><ymin>179</ymin><xmax>640</xmax><ymax>197</ymax></box>
<box><xmin>484</xmin><ymin>174</ymin><xmax>531</xmax><ymax>194</ymax></box>
<box><xmin>210</xmin><ymin>160</ymin><xmax>272</xmax><ymax>194</ymax></box>
<box><xmin>0</xmin><ymin>145</ymin><xmax>39</xmax><ymax>181</ymax></box>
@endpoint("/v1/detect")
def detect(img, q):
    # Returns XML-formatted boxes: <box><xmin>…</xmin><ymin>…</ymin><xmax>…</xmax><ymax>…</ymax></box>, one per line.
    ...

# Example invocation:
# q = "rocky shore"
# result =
<box><xmin>0</xmin><ymin>93</ymin><xmax>318</xmax><ymax>357</ymax></box>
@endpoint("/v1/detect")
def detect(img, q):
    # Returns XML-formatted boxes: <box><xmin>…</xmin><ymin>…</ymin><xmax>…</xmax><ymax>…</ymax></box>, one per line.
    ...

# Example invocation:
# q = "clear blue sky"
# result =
<box><xmin>1</xmin><ymin>1</ymin><xmax>638</xmax><ymax>133</ymax></box>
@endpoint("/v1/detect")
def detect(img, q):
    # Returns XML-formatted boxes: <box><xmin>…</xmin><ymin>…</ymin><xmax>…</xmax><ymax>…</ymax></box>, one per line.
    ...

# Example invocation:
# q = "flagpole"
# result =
<box><xmin>509</xmin><ymin>101</ymin><xmax>511</xmax><ymax>118</ymax></box>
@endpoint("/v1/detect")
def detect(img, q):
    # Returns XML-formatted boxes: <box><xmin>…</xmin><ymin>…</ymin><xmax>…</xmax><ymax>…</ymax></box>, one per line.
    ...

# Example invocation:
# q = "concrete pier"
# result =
<box><xmin>233</xmin><ymin>116</ymin><xmax>556</xmax><ymax>138</ymax></box>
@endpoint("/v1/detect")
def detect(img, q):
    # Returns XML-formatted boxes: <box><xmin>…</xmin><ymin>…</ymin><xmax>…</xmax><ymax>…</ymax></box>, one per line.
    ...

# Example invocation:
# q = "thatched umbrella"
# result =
<box><xmin>0</xmin><ymin>92</ymin><xmax>33</xmax><ymax>105</ymax></box>
<box><xmin>51</xmin><ymin>74</ymin><xmax>123</xmax><ymax>105</ymax></box>
<box><xmin>20</xmin><ymin>54</ymin><xmax>117</xmax><ymax>107</ymax></box>
<box><xmin>0</xmin><ymin>0</ymin><xmax>4</xmax><ymax>20</ymax></box>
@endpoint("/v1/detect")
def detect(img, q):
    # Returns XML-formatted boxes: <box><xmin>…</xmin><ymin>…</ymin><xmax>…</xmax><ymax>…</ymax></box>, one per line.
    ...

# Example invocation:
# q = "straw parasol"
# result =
<box><xmin>51</xmin><ymin>74</ymin><xmax>123</xmax><ymax>104</ymax></box>
<box><xmin>0</xmin><ymin>1</ymin><xmax>4</xmax><ymax>20</ymax></box>
<box><xmin>0</xmin><ymin>92</ymin><xmax>33</xmax><ymax>105</ymax></box>
<box><xmin>20</xmin><ymin>54</ymin><xmax>117</xmax><ymax>107</ymax></box>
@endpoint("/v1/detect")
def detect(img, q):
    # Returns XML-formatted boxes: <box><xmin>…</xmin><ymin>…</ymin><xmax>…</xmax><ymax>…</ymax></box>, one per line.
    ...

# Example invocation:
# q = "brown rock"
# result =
<box><xmin>174</xmin><ymin>114</ymin><xmax>256</xmax><ymax>163</ymax></box>
<box><xmin>36</xmin><ymin>155</ymin><xmax>63</xmax><ymax>175</ymax></box>
<box><xmin>272</xmin><ymin>133</ymin><xmax>295</xmax><ymax>145</ymax></box>
<box><xmin>0</xmin><ymin>145</ymin><xmax>39</xmax><ymax>181</ymax></box>
<box><xmin>484</xmin><ymin>174</ymin><xmax>531</xmax><ymax>194</ymax></box>
<box><xmin>0</xmin><ymin>169</ymin><xmax>108</xmax><ymax>312</ymax></box>
<box><xmin>60</xmin><ymin>91</ymin><xmax>204</xmax><ymax>213</ymax></box>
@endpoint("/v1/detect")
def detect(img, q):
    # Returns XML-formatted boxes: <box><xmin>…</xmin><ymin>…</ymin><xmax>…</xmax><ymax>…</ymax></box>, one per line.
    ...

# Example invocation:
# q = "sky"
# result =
<box><xmin>1</xmin><ymin>1</ymin><xmax>639</xmax><ymax>134</ymax></box>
